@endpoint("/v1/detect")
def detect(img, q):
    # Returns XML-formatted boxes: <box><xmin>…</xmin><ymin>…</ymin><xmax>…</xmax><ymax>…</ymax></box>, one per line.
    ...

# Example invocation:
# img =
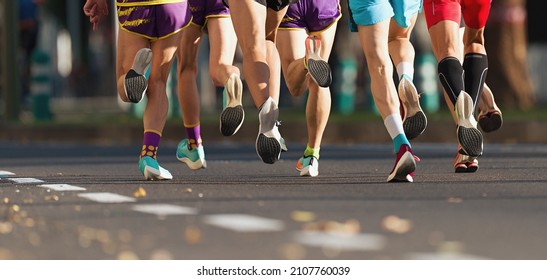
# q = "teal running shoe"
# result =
<box><xmin>176</xmin><ymin>138</ymin><xmax>207</xmax><ymax>170</ymax></box>
<box><xmin>296</xmin><ymin>156</ymin><xmax>319</xmax><ymax>177</ymax></box>
<box><xmin>138</xmin><ymin>156</ymin><xmax>173</xmax><ymax>180</ymax></box>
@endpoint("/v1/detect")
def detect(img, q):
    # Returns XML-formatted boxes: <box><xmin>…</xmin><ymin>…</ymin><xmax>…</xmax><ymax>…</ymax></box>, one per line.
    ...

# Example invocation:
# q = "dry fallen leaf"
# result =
<box><xmin>381</xmin><ymin>215</ymin><xmax>412</xmax><ymax>234</ymax></box>
<box><xmin>184</xmin><ymin>188</ymin><xmax>192</xmax><ymax>193</ymax></box>
<box><xmin>291</xmin><ymin>211</ymin><xmax>316</xmax><ymax>222</ymax></box>
<box><xmin>45</xmin><ymin>195</ymin><xmax>59</xmax><ymax>201</ymax></box>
<box><xmin>447</xmin><ymin>197</ymin><xmax>464</xmax><ymax>203</ymax></box>
<box><xmin>150</xmin><ymin>249</ymin><xmax>173</xmax><ymax>260</ymax></box>
<box><xmin>133</xmin><ymin>187</ymin><xmax>147</xmax><ymax>198</ymax></box>
<box><xmin>0</xmin><ymin>222</ymin><xmax>13</xmax><ymax>234</ymax></box>
<box><xmin>116</xmin><ymin>250</ymin><xmax>139</xmax><ymax>260</ymax></box>
<box><xmin>279</xmin><ymin>243</ymin><xmax>306</xmax><ymax>260</ymax></box>
<box><xmin>185</xmin><ymin>225</ymin><xmax>201</xmax><ymax>245</ymax></box>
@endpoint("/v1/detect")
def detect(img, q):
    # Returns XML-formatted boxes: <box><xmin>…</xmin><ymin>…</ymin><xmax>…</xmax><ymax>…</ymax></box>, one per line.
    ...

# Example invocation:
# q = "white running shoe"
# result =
<box><xmin>256</xmin><ymin>97</ymin><xmax>285</xmax><ymax>164</ymax></box>
<box><xmin>138</xmin><ymin>156</ymin><xmax>173</xmax><ymax>180</ymax></box>
<box><xmin>220</xmin><ymin>73</ymin><xmax>245</xmax><ymax>136</ymax></box>
<box><xmin>296</xmin><ymin>156</ymin><xmax>319</xmax><ymax>177</ymax></box>
<box><xmin>478</xmin><ymin>84</ymin><xmax>503</xmax><ymax>133</ymax></box>
<box><xmin>455</xmin><ymin>91</ymin><xmax>483</xmax><ymax>157</ymax></box>
<box><xmin>124</xmin><ymin>48</ymin><xmax>152</xmax><ymax>103</ymax></box>
<box><xmin>399</xmin><ymin>75</ymin><xmax>427</xmax><ymax>140</ymax></box>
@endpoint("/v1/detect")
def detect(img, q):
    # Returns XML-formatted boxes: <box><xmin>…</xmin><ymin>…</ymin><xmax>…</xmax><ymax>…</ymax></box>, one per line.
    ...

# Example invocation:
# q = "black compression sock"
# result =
<box><xmin>438</xmin><ymin>56</ymin><xmax>464</xmax><ymax>106</ymax></box>
<box><xmin>463</xmin><ymin>53</ymin><xmax>488</xmax><ymax>108</ymax></box>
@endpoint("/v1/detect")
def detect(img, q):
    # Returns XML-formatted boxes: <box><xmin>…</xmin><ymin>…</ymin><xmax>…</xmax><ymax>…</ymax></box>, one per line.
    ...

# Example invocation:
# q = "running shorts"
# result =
<box><xmin>117</xmin><ymin>2</ymin><xmax>192</xmax><ymax>40</ymax></box>
<box><xmin>222</xmin><ymin>0</ymin><xmax>300</xmax><ymax>11</ymax></box>
<box><xmin>279</xmin><ymin>0</ymin><xmax>341</xmax><ymax>34</ymax></box>
<box><xmin>347</xmin><ymin>0</ymin><xmax>422</xmax><ymax>31</ymax></box>
<box><xmin>423</xmin><ymin>0</ymin><xmax>491</xmax><ymax>29</ymax></box>
<box><xmin>189</xmin><ymin>0</ymin><xmax>230</xmax><ymax>29</ymax></box>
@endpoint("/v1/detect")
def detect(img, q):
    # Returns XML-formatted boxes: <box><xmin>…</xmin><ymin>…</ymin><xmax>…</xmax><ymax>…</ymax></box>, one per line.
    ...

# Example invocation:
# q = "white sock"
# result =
<box><xmin>396</xmin><ymin>61</ymin><xmax>414</xmax><ymax>81</ymax></box>
<box><xmin>384</xmin><ymin>113</ymin><xmax>405</xmax><ymax>139</ymax></box>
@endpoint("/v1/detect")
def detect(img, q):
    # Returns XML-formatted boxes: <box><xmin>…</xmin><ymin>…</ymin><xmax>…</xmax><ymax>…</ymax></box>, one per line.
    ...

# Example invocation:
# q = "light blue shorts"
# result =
<box><xmin>348</xmin><ymin>0</ymin><xmax>422</xmax><ymax>31</ymax></box>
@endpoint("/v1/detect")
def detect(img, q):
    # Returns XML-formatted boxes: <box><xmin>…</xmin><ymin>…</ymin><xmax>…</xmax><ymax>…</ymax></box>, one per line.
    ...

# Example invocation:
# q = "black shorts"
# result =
<box><xmin>223</xmin><ymin>0</ymin><xmax>299</xmax><ymax>11</ymax></box>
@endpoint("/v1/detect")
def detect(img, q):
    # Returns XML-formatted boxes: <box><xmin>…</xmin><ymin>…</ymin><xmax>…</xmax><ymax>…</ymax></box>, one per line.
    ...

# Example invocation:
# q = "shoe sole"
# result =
<box><xmin>220</xmin><ymin>106</ymin><xmax>244</xmax><ymax>136</ymax></box>
<box><xmin>307</xmin><ymin>59</ymin><xmax>332</xmax><ymax>88</ymax></box>
<box><xmin>177</xmin><ymin>156</ymin><xmax>207</xmax><ymax>170</ymax></box>
<box><xmin>220</xmin><ymin>74</ymin><xmax>244</xmax><ymax>136</ymax></box>
<box><xmin>454</xmin><ymin>163</ymin><xmax>468</xmax><ymax>173</ymax></box>
<box><xmin>143</xmin><ymin>166</ymin><xmax>172</xmax><ymax>180</ymax></box>
<box><xmin>399</xmin><ymin>78</ymin><xmax>427</xmax><ymax>140</ymax></box>
<box><xmin>124</xmin><ymin>69</ymin><xmax>147</xmax><ymax>103</ymax></box>
<box><xmin>387</xmin><ymin>151</ymin><xmax>416</xmax><ymax>182</ymax></box>
<box><xmin>478</xmin><ymin>111</ymin><xmax>503</xmax><ymax>133</ymax></box>
<box><xmin>456</xmin><ymin>92</ymin><xmax>483</xmax><ymax>157</ymax></box>
<box><xmin>403</xmin><ymin>111</ymin><xmax>427</xmax><ymax>140</ymax></box>
<box><xmin>256</xmin><ymin>134</ymin><xmax>281</xmax><ymax>164</ymax></box>
<box><xmin>466</xmin><ymin>163</ymin><xmax>479</xmax><ymax>173</ymax></box>
<box><xmin>300</xmin><ymin>166</ymin><xmax>319</xmax><ymax>177</ymax></box>
<box><xmin>306</xmin><ymin>37</ymin><xmax>332</xmax><ymax>88</ymax></box>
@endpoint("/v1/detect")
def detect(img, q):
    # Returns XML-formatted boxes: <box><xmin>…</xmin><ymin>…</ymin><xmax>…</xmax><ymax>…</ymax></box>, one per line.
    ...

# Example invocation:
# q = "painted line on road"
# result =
<box><xmin>203</xmin><ymin>214</ymin><xmax>284</xmax><ymax>232</ymax></box>
<box><xmin>78</xmin><ymin>192</ymin><xmax>136</xmax><ymax>203</ymax></box>
<box><xmin>293</xmin><ymin>231</ymin><xmax>387</xmax><ymax>251</ymax></box>
<box><xmin>0</xmin><ymin>170</ymin><xmax>15</xmax><ymax>177</ymax></box>
<box><xmin>132</xmin><ymin>204</ymin><xmax>198</xmax><ymax>216</ymax></box>
<box><xmin>7</xmin><ymin>178</ymin><xmax>45</xmax><ymax>184</ymax></box>
<box><xmin>38</xmin><ymin>184</ymin><xmax>87</xmax><ymax>191</ymax></box>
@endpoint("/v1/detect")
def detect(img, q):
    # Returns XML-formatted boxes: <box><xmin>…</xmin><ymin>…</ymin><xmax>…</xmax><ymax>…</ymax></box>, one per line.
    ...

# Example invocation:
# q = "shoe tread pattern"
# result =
<box><xmin>220</xmin><ymin>105</ymin><xmax>244</xmax><ymax>136</ymax></box>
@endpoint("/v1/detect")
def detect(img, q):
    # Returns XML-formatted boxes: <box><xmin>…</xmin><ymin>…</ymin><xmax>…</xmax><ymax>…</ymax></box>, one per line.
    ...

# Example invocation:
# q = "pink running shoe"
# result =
<box><xmin>387</xmin><ymin>144</ymin><xmax>418</xmax><ymax>183</ymax></box>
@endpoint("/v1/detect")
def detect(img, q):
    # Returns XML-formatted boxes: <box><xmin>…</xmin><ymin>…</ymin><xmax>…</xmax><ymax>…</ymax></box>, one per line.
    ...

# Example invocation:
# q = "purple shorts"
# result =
<box><xmin>117</xmin><ymin>3</ymin><xmax>192</xmax><ymax>40</ymax></box>
<box><xmin>279</xmin><ymin>0</ymin><xmax>341</xmax><ymax>33</ymax></box>
<box><xmin>189</xmin><ymin>0</ymin><xmax>230</xmax><ymax>27</ymax></box>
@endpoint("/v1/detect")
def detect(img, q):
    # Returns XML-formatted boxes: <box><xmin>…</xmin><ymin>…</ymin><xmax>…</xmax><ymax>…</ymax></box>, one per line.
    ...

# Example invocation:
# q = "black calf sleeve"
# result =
<box><xmin>463</xmin><ymin>53</ymin><xmax>488</xmax><ymax>108</ymax></box>
<box><xmin>438</xmin><ymin>56</ymin><xmax>465</xmax><ymax>106</ymax></box>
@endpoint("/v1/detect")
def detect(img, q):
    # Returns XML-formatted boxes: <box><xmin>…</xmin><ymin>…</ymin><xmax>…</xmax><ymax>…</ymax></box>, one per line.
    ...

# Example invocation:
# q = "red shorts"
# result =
<box><xmin>423</xmin><ymin>0</ymin><xmax>491</xmax><ymax>29</ymax></box>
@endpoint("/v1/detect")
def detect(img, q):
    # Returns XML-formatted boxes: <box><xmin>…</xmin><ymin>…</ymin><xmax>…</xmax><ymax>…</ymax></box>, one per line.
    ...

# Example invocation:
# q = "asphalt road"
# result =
<box><xmin>1</xmin><ymin>140</ymin><xmax>547</xmax><ymax>260</ymax></box>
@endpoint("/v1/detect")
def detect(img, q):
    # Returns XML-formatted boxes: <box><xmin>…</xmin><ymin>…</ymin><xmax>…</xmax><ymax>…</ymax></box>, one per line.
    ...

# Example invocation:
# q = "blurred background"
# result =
<box><xmin>0</xmin><ymin>0</ymin><xmax>545</xmax><ymax>130</ymax></box>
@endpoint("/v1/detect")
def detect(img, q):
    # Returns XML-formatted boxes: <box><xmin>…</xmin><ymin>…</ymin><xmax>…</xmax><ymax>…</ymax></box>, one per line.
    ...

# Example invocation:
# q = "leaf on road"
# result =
<box><xmin>45</xmin><ymin>195</ymin><xmax>59</xmax><ymax>201</ymax></box>
<box><xmin>381</xmin><ymin>215</ymin><xmax>412</xmax><ymax>234</ymax></box>
<box><xmin>447</xmin><ymin>197</ymin><xmax>464</xmax><ymax>203</ymax></box>
<box><xmin>185</xmin><ymin>225</ymin><xmax>201</xmax><ymax>245</ymax></box>
<box><xmin>291</xmin><ymin>211</ymin><xmax>316</xmax><ymax>222</ymax></box>
<box><xmin>133</xmin><ymin>187</ymin><xmax>147</xmax><ymax>198</ymax></box>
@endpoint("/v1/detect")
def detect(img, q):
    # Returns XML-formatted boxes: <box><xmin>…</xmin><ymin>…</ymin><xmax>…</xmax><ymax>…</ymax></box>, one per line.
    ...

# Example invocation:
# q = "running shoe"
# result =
<box><xmin>399</xmin><ymin>75</ymin><xmax>427</xmax><ymax>140</ymax></box>
<box><xmin>455</xmin><ymin>91</ymin><xmax>483</xmax><ymax>157</ymax></box>
<box><xmin>387</xmin><ymin>144</ymin><xmax>417</xmax><ymax>183</ymax></box>
<box><xmin>478</xmin><ymin>84</ymin><xmax>503</xmax><ymax>133</ymax></box>
<box><xmin>220</xmin><ymin>73</ymin><xmax>245</xmax><ymax>136</ymax></box>
<box><xmin>454</xmin><ymin>148</ymin><xmax>479</xmax><ymax>173</ymax></box>
<box><xmin>296</xmin><ymin>156</ymin><xmax>319</xmax><ymax>177</ymax></box>
<box><xmin>138</xmin><ymin>156</ymin><xmax>173</xmax><ymax>180</ymax></box>
<box><xmin>124</xmin><ymin>48</ymin><xmax>152</xmax><ymax>103</ymax></box>
<box><xmin>305</xmin><ymin>35</ymin><xmax>332</xmax><ymax>88</ymax></box>
<box><xmin>176</xmin><ymin>138</ymin><xmax>207</xmax><ymax>170</ymax></box>
<box><xmin>256</xmin><ymin>97</ymin><xmax>286</xmax><ymax>164</ymax></box>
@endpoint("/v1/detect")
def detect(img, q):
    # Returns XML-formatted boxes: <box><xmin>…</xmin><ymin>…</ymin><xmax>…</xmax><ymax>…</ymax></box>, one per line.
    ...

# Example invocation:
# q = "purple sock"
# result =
<box><xmin>141</xmin><ymin>130</ymin><xmax>161</xmax><ymax>159</ymax></box>
<box><xmin>185</xmin><ymin>125</ymin><xmax>201</xmax><ymax>150</ymax></box>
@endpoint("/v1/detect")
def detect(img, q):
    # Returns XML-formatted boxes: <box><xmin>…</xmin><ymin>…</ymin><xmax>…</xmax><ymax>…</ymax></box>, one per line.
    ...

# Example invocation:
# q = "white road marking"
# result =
<box><xmin>132</xmin><ymin>204</ymin><xmax>197</xmax><ymax>216</ymax></box>
<box><xmin>0</xmin><ymin>171</ymin><xmax>15</xmax><ymax>177</ymax></box>
<box><xmin>203</xmin><ymin>214</ymin><xmax>284</xmax><ymax>232</ymax></box>
<box><xmin>7</xmin><ymin>178</ymin><xmax>44</xmax><ymax>184</ymax></box>
<box><xmin>293</xmin><ymin>231</ymin><xmax>387</xmax><ymax>251</ymax></box>
<box><xmin>405</xmin><ymin>252</ymin><xmax>488</xmax><ymax>260</ymax></box>
<box><xmin>38</xmin><ymin>184</ymin><xmax>86</xmax><ymax>191</ymax></box>
<box><xmin>78</xmin><ymin>192</ymin><xmax>136</xmax><ymax>203</ymax></box>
